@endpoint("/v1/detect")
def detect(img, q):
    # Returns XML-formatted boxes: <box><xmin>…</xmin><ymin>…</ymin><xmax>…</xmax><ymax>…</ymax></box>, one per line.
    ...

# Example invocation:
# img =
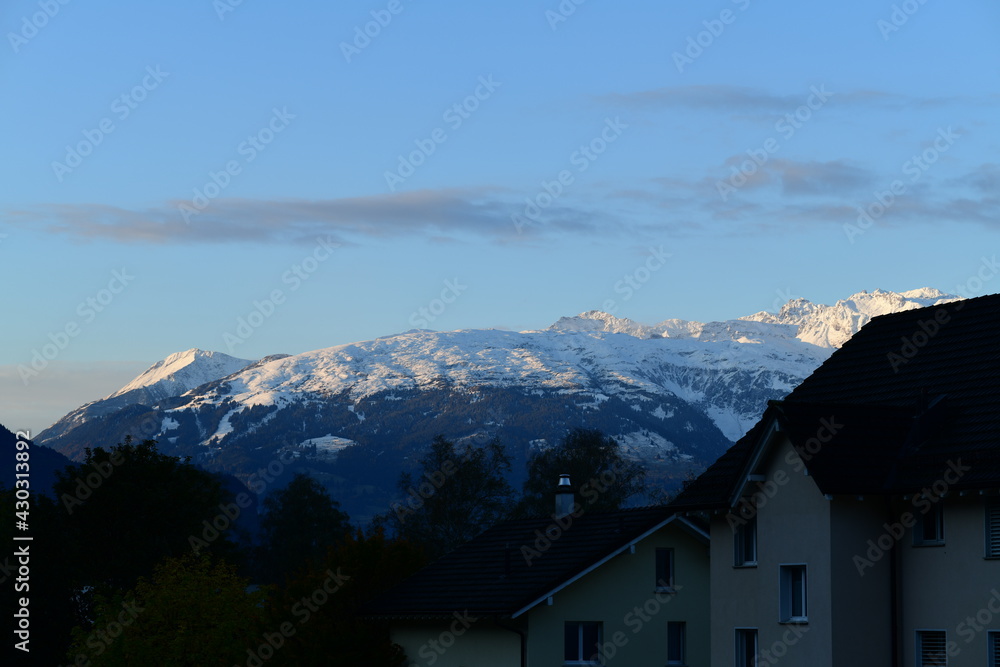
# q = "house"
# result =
<box><xmin>367</xmin><ymin>477</ymin><xmax>710</xmax><ymax>666</ymax></box>
<box><xmin>670</xmin><ymin>294</ymin><xmax>1000</xmax><ymax>667</ymax></box>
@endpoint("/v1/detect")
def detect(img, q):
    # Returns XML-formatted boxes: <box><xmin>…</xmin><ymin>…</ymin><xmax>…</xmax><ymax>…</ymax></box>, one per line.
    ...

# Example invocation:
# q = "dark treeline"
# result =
<box><xmin>3</xmin><ymin>428</ymin><xmax>649</xmax><ymax>665</ymax></box>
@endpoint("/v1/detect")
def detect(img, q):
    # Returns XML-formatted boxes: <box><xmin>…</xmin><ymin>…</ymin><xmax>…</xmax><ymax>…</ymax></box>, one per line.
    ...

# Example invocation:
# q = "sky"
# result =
<box><xmin>1</xmin><ymin>0</ymin><xmax>998</xmax><ymax>435</ymax></box>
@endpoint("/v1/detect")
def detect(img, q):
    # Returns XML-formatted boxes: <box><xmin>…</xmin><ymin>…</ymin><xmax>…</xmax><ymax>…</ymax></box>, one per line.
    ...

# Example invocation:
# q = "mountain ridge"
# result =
<box><xmin>35</xmin><ymin>288</ymin><xmax>960</xmax><ymax>521</ymax></box>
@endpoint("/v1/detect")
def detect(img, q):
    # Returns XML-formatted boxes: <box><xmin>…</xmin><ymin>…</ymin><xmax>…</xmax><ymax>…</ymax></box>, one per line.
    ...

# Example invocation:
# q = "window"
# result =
<box><xmin>916</xmin><ymin>630</ymin><xmax>947</xmax><ymax>666</ymax></box>
<box><xmin>735</xmin><ymin>628</ymin><xmax>757</xmax><ymax>667</ymax></box>
<box><xmin>779</xmin><ymin>564</ymin><xmax>807</xmax><ymax>622</ymax></box>
<box><xmin>914</xmin><ymin>502</ymin><xmax>944</xmax><ymax>545</ymax></box>
<box><xmin>564</xmin><ymin>621</ymin><xmax>602</xmax><ymax>665</ymax></box>
<box><xmin>656</xmin><ymin>548</ymin><xmax>675</xmax><ymax>590</ymax></box>
<box><xmin>989</xmin><ymin>631</ymin><xmax>1000</xmax><ymax>667</ymax></box>
<box><xmin>734</xmin><ymin>516</ymin><xmax>757</xmax><ymax>566</ymax></box>
<box><xmin>666</xmin><ymin>621</ymin><xmax>685</xmax><ymax>665</ymax></box>
<box><xmin>986</xmin><ymin>499</ymin><xmax>1000</xmax><ymax>558</ymax></box>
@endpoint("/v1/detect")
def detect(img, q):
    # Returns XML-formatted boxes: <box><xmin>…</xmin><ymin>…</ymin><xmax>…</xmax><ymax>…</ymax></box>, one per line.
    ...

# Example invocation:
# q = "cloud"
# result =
<box><xmin>598</xmin><ymin>85</ymin><xmax>965</xmax><ymax>115</ymax></box>
<box><xmin>5</xmin><ymin>188</ymin><xmax>616</xmax><ymax>246</ymax></box>
<box><xmin>770</xmin><ymin>159</ymin><xmax>872</xmax><ymax>196</ymax></box>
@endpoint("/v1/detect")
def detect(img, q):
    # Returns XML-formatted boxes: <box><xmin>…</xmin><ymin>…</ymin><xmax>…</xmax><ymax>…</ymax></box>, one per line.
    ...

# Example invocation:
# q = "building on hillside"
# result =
<box><xmin>670</xmin><ymin>294</ymin><xmax>1000</xmax><ymax>667</ymax></box>
<box><xmin>366</xmin><ymin>478</ymin><xmax>710</xmax><ymax>666</ymax></box>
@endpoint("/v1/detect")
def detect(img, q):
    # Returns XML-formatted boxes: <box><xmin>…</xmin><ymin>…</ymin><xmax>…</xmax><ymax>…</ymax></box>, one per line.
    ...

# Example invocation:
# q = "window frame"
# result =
<box><xmin>734</xmin><ymin>515</ymin><xmax>757</xmax><ymax>567</ymax></box>
<box><xmin>913</xmin><ymin>501</ymin><xmax>945</xmax><ymax>547</ymax></box>
<box><xmin>778</xmin><ymin>563</ymin><xmax>808</xmax><ymax>624</ymax></box>
<box><xmin>914</xmin><ymin>629</ymin><xmax>947</xmax><ymax>667</ymax></box>
<box><xmin>734</xmin><ymin>627</ymin><xmax>758</xmax><ymax>667</ymax></box>
<box><xmin>564</xmin><ymin>621</ymin><xmax>603</xmax><ymax>666</ymax></box>
<box><xmin>666</xmin><ymin>621</ymin><xmax>686</xmax><ymax>666</ymax></box>
<box><xmin>656</xmin><ymin>547</ymin><xmax>676</xmax><ymax>591</ymax></box>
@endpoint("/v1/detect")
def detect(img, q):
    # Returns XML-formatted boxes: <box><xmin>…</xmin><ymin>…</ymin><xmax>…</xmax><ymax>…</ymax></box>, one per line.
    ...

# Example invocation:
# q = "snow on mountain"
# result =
<box><xmin>740</xmin><ymin>287</ymin><xmax>960</xmax><ymax>348</ymax></box>
<box><xmin>110</xmin><ymin>348</ymin><xmax>255</xmax><ymax>402</ymax></box>
<box><xmin>35</xmin><ymin>288</ymin><xmax>963</xmax><ymax>521</ymax></box>
<box><xmin>35</xmin><ymin>349</ymin><xmax>256</xmax><ymax>444</ymax></box>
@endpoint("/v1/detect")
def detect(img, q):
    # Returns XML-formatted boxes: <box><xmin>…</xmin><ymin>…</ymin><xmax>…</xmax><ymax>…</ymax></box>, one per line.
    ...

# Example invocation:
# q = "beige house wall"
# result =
<box><xmin>390</xmin><ymin>521</ymin><xmax>709</xmax><ymax>667</ymax></box>
<box><xmin>710</xmin><ymin>435</ymin><xmax>832</xmax><ymax>667</ymax></box>
<box><xmin>896</xmin><ymin>494</ymin><xmax>1000</xmax><ymax>667</ymax></box>
<box><xmin>526</xmin><ymin>521</ymin><xmax>710</xmax><ymax>666</ymax></box>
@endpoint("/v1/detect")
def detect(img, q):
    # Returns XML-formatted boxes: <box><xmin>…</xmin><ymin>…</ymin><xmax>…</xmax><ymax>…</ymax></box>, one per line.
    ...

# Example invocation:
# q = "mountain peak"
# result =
<box><xmin>109</xmin><ymin>349</ymin><xmax>255</xmax><ymax>400</ymax></box>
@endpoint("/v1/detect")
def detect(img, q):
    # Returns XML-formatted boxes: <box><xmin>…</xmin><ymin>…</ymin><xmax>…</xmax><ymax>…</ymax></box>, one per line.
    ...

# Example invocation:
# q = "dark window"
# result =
<box><xmin>914</xmin><ymin>503</ymin><xmax>944</xmax><ymax>545</ymax></box>
<box><xmin>656</xmin><ymin>548</ymin><xmax>675</xmax><ymax>589</ymax></box>
<box><xmin>564</xmin><ymin>621</ymin><xmax>602</xmax><ymax>664</ymax></box>
<box><xmin>667</xmin><ymin>621</ymin><xmax>685</xmax><ymax>665</ymax></box>
<box><xmin>735</xmin><ymin>628</ymin><xmax>757</xmax><ymax>667</ymax></box>
<box><xmin>734</xmin><ymin>516</ymin><xmax>757</xmax><ymax>566</ymax></box>
<box><xmin>779</xmin><ymin>564</ymin><xmax>807</xmax><ymax>622</ymax></box>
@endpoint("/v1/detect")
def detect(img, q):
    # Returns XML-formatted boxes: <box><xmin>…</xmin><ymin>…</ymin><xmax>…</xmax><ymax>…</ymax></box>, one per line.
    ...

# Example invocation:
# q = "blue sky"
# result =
<box><xmin>2</xmin><ymin>0</ymin><xmax>998</xmax><ymax>433</ymax></box>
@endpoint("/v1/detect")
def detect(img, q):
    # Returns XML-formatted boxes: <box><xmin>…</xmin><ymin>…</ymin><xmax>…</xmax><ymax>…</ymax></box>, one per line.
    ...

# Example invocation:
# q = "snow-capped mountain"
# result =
<box><xmin>36</xmin><ymin>288</ymin><xmax>960</xmax><ymax>521</ymax></box>
<box><xmin>36</xmin><ymin>348</ymin><xmax>257</xmax><ymax>444</ymax></box>
<box><xmin>741</xmin><ymin>287</ymin><xmax>960</xmax><ymax>348</ymax></box>
<box><xmin>111</xmin><ymin>348</ymin><xmax>255</xmax><ymax>401</ymax></box>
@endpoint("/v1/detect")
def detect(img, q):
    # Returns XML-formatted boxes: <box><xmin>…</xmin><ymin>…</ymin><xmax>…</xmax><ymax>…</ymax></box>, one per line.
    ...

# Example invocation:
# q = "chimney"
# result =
<box><xmin>555</xmin><ymin>474</ymin><xmax>574</xmax><ymax>519</ymax></box>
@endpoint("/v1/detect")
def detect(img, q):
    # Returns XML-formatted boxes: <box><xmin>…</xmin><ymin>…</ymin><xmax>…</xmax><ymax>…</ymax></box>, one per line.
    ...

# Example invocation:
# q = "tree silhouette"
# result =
<box><xmin>380</xmin><ymin>435</ymin><xmax>514</xmax><ymax>558</ymax></box>
<box><xmin>517</xmin><ymin>428</ymin><xmax>647</xmax><ymax>517</ymax></box>
<box><xmin>256</xmin><ymin>472</ymin><xmax>352</xmax><ymax>584</ymax></box>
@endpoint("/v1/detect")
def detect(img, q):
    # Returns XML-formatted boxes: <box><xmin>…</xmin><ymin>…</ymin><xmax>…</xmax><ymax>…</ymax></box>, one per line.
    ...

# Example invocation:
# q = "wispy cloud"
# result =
<box><xmin>5</xmin><ymin>188</ymin><xmax>618</xmax><ymax>245</ymax></box>
<box><xmin>598</xmin><ymin>85</ymin><xmax>972</xmax><ymax>115</ymax></box>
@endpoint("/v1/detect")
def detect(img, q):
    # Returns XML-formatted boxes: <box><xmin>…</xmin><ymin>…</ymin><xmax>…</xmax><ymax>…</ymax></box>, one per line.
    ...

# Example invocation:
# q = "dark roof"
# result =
<box><xmin>365</xmin><ymin>506</ymin><xmax>704</xmax><ymax>618</ymax></box>
<box><xmin>671</xmin><ymin>294</ymin><xmax>1000</xmax><ymax>510</ymax></box>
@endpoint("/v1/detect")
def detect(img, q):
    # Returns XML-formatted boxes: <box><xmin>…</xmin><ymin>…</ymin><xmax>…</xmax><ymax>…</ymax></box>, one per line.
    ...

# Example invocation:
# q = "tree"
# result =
<box><xmin>66</xmin><ymin>554</ymin><xmax>267</xmax><ymax>666</ymax></box>
<box><xmin>53</xmin><ymin>438</ymin><xmax>243</xmax><ymax>618</ymax></box>
<box><xmin>518</xmin><ymin>428</ymin><xmax>647</xmax><ymax>517</ymax></box>
<box><xmin>380</xmin><ymin>435</ymin><xmax>514</xmax><ymax>558</ymax></box>
<box><xmin>264</xmin><ymin>528</ymin><xmax>426</xmax><ymax>667</ymax></box>
<box><xmin>256</xmin><ymin>473</ymin><xmax>352</xmax><ymax>584</ymax></box>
